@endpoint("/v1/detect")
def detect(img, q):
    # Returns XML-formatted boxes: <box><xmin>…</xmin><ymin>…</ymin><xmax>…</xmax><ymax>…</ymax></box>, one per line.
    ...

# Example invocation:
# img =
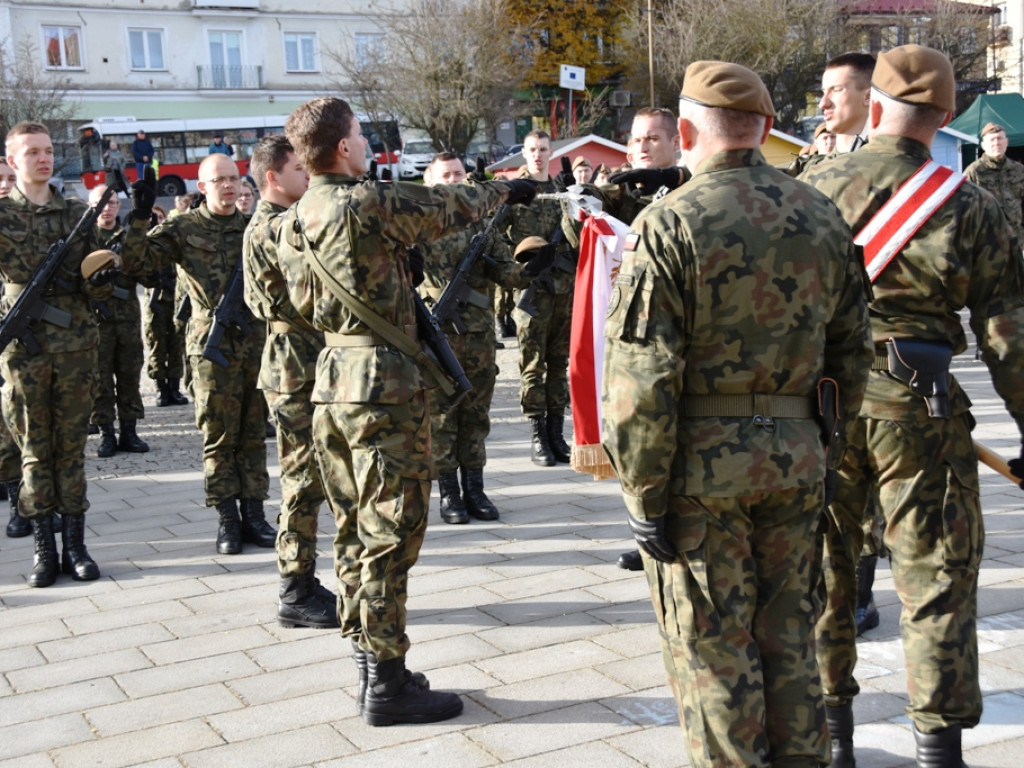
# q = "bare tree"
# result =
<box><xmin>324</xmin><ymin>0</ymin><xmax>537</xmax><ymax>156</ymax></box>
<box><xmin>0</xmin><ymin>38</ymin><xmax>78</xmax><ymax>171</ymax></box>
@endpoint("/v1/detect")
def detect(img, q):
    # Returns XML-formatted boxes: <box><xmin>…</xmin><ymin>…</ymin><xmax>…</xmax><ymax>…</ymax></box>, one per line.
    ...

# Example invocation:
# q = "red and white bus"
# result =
<box><xmin>78</xmin><ymin>114</ymin><xmax>401</xmax><ymax>196</ymax></box>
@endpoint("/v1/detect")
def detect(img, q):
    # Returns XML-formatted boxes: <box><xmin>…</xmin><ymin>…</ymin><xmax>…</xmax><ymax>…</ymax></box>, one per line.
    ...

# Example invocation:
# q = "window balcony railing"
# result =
<box><xmin>196</xmin><ymin>64</ymin><xmax>263</xmax><ymax>90</ymax></box>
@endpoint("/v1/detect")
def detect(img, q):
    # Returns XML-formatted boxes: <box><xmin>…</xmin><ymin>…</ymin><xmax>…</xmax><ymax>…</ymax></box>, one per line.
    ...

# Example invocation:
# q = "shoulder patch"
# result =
<box><xmin>624</xmin><ymin>232</ymin><xmax>640</xmax><ymax>252</ymax></box>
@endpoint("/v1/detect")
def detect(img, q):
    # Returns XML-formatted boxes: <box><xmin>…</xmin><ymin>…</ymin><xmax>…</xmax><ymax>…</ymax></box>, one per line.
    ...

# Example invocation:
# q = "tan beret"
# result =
<box><xmin>981</xmin><ymin>122</ymin><xmax>1006</xmax><ymax>138</ymax></box>
<box><xmin>814</xmin><ymin>122</ymin><xmax>832</xmax><ymax>138</ymax></box>
<box><xmin>572</xmin><ymin>155</ymin><xmax>592</xmax><ymax>170</ymax></box>
<box><xmin>872</xmin><ymin>45</ymin><xmax>955</xmax><ymax>113</ymax></box>
<box><xmin>680</xmin><ymin>61</ymin><xmax>775</xmax><ymax>117</ymax></box>
<box><xmin>514</xmin><ymin>236</ymin><xmax>548</xmax><ymax>261</ymax></box>
<box><xmin>81</xmin><ymin>249</ymin><xmax>119</xmax><ymax>279</ymax></box>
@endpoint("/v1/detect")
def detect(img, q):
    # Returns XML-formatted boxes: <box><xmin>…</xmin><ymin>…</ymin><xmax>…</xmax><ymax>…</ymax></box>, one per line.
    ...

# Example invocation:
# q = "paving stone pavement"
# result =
<box><xmin>0</xmin><ymin>331</ymin><xmax>1022</xmax><ymax>767</ymax></box>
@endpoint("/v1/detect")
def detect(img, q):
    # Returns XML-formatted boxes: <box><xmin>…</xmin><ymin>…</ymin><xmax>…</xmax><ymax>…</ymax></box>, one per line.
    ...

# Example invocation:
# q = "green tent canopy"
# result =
<box><xmin>949</xmin><ymin>93</ymin><xmax>1024</xmax><ymax>146</ymax></box>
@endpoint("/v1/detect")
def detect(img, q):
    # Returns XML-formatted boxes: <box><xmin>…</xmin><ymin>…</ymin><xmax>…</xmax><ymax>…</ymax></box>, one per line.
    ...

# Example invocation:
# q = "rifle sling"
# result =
<box><xmin>303</xmin><ymin>246</ymin><xmax>455</xmax><ymax>396</ymax></box>
<box><xmin>3</xmin><ymin>283</ymin><xmax>72</xmax><ymax>328</ymax></box>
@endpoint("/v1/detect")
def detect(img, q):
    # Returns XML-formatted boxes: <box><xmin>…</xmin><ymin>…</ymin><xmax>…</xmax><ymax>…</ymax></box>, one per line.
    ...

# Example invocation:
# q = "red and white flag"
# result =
<box><xmin>569</xmin><ymin>211</ymin><xmax>630</xmax><ymax>480</ymax></box>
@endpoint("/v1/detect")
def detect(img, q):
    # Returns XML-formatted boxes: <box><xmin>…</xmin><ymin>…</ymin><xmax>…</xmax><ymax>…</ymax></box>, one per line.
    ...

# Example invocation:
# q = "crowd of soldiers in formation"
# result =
<box><xmin>1</xmin><ymin>42</ymin><xmax>1021</xmax><ymax>765</ymax></box>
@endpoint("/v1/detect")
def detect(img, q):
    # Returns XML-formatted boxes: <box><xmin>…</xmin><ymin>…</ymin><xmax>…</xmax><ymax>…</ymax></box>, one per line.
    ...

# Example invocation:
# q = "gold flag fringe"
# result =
<box><xmin>571</xmin><ymin>442</ymin><xmax>617</xmax><ymax>481</ymax></box>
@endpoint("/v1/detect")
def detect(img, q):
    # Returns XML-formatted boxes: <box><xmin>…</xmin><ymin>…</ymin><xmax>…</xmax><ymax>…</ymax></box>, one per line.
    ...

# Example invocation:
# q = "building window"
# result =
<box><xmin>354</xmin><ymin>32</ymin><xmax>383</xmax><ymax>67</ymax></box>
<box><xmin>128</xmin><ymin>28</ymin><xmax>165</xmax><ymax>70</ymax></box>
<box><xmin>42</xmin><ymin>25</ymin><xmax>82</xmax><ymax>69</ymax></box>
<box><xmin>880</xmin><ymin>25</ymin><xmax>900</xmax><ymax>50</ymax></box>
<box><xmin>284</xmin><ymin>32</ymin><xmax>317</xmax><ymax>72</ymax></box>
<box><xmin>208</xmin><ymin>30</ymin><xmax>243</xmax><ymax>87</ymax></box>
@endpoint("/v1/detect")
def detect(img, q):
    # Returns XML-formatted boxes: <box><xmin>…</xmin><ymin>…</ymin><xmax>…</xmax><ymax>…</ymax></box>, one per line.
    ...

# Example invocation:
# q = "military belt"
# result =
<box><xmin>323</xmin><ymin>324</ymin><xmax>416</xmax><ymax>348</ymax></box>
<box><xmin>2</xmin><ymin>283</ymin><xmax>72</xmax><ymax>328</ymax></box>
<box><xmin>268</xmin><ymin>314</ymin><xmax>317</xmax><ymax>334</ymax></box>
<box><xmin>680</xmin><ymin>394</ymin><xmax>814</xmax><ymax>419</ymax></box>
<box><xmin>270</xmin><ymin>320</ymin><xmax>295</xmax><ymax>334</ymax></box>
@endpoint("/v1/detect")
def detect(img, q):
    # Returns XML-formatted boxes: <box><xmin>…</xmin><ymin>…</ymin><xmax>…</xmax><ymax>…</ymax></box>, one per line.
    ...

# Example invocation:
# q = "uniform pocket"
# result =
<box><xmin>604</xmin><ymin>261</ymin><xmax>652</xmax><ymax>342</ymax></box>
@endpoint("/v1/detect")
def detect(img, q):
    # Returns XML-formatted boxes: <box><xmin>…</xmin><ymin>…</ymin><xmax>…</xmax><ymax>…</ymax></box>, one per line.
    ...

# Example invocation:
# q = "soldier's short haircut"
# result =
<box><xmin>825</xmin><ymin>52</ymin><xmax>876</xmax><ymax>90</ymax></box>
<box><xmin>285</xmin><ymin>97</ymin><xmax>354</xmax><ymax>175</ymax></box>
<box><xmin>634</xmin><ymin>107</ymin><xmax>679</xmax><ymax>137</ymax></box>
<box><xmin>871</xmin><ymin>88</ymin><xmax>949</xmax><ymax>131</ymax></box>
<box><xmin>5</xmin><ymin>120</ymin><xmax>49</xmax><ymax>155</ymax></box>
<box><xmin>689</xmin><ymin>104</ymin><xmax>766</xmax><ymax>144</ymax></box>
<box><xmin>524</xmin><ymin>129</ymin><xmax>551</xmax><ymax>144</ymax></box>
<box><xmin>430</xmin><ymin>151</ymin><xmax>461</xmax><ymax>166</ymax></box>
<box><xmin>250</xmin><ymin>134</ymin><xmax>295</xmax><ymax>193</ymax></box>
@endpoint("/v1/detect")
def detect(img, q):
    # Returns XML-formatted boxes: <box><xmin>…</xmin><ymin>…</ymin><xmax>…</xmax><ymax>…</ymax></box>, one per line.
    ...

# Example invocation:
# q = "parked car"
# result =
<box><xmin>505</xmin><ymin>143</ymin><xmax>524</xmax><ymax>157</ymax></box>
<box><xmin>463</xmin><ymin>140</ymin><xmax>507</xmax><ymax>170</ymax></box>
<box><xmin>397</xmin><ymin>140</ymin><xmax>435</xmax><ymax>179</ymax></box>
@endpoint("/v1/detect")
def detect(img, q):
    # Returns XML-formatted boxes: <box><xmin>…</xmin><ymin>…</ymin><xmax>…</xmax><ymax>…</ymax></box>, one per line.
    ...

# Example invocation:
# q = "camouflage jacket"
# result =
<box><xmin>243</xmin><ymin>199</ymin><xmax>323</xmax><ymax>393</ymax></box>
<box><xmin>602</xmin><ymin>148</ymin><xmax>872</xmax><ymax>513</ymax></box>
<box><xmin>504</xmin><ymin>169</ymin><xmax>576</xmax><ymax>295</ymax></box>
<box><xmin>964</xmin><ymin>152</ymin><xmax>1024</xmax><ymax>246</ymax></box>
<box><xmin>121</xmin><ymin>202</ymin><xmax>260</xmax><ymax>358</ymax></box>
<box><xmin>93</xmin><ymin>225</ymin><xmax>141</xmax><ymax>323</ymax></box>
<box><xmin>0</xmin><ymin>186</ymin><xmax>109</xmax><ymax>354</ymax></box>
<box><xmin>804</xmin><ymin>135</ymin><xmax>1024</xmax><ymax>432</ymax></box>
<box><xmin>277</xmin><ymin>173</ymin><xmax>508</xmax><ymax>404</ymax></box>
<box><xmin>418</xmin><ymin>206</ymin><xmax>531</xmax><ymax>335</ymax></box>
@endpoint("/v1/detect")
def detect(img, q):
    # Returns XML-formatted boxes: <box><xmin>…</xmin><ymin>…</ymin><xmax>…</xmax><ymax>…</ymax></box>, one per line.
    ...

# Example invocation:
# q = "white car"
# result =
<box><xmin>397</xmin><ymin>140</ymin><xmax>435</xmax><ymax>179</ymax></box>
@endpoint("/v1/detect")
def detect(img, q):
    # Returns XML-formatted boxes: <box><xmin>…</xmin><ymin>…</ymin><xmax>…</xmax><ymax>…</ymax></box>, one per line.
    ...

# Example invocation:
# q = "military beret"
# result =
<box><xmin>680</xmin><ymin>61</ymin><xmax>775</xmax><ymax>117</ymax></box>
<box><xmin>872</xmin><ymin>45</ymin><xmax>955</xmax><ymax>113</ymax></box>
<box><xmin>81</xmin><ymin>249</ymin><xmax>119</xmax><ymax>279</ymax></box>
<box><xmin>572</xmin><ymin>155</ymin><xmax>592</xmax><ymax>170</ymax></box>
<box><xmin>981</xmin><ymin>122</ymin><xmax>1006</xmax><ymax>138</ymax></box>
<box><xmin>514</xmin><ymin>236</ymin><xmax>548</xmax><ymax>261</ymax></box>
<box><xmin>814</xmin><ymin>122</ymin><xmax>832</xmax><ymax>138</ymax></box>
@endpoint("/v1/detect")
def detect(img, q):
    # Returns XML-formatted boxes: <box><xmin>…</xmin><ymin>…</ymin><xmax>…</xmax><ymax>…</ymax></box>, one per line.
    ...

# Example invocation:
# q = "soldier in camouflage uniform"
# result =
<box><xmin>803</xmin><ymin>46</ymin><xmax>1024</xmax><ymax>768</ymax></box>
<box><xmin>275</xmin><ymin>97</ymin><xmax>536</xmax><ymax>726</ymax></box>
<box><xmin>143</xmin><ymin>263</ymin><xmax>188</xmax><ymax>408</ymax></box>
<box><xmin>506</xmin><ymin>130</ymin><xmax>578</xmax><ymax>467</ymax></box>
<box><xmin>964</xmin><ymin>122</ymin><xmax>1024</xmax><ymax>249</ymax></box>
<box><xmin>419</xmin><ymin>152</ymin><xmax>550</xmax><ymax>525</ymax></box>
<box><xmin>87</xmin><ymin>185</ymin><xmax>150</xmax><ymax>459</ymax></box>
<box><xmin>0</xmin><ymin>157</ymin><xmax>28</xmax><ymax>539</ymax></box>
<box><xmin>120</xmin><ymin>153</ymin><xmax>276</xmax><ymax>556</ymax></box>
<box><xmin>0</xmin><ymin>121</ymin><xmax>116</xmax><ymax>587</ymax></box>
<box><xmin>241</xmin><ymin>134</ymin><xmax>338</xmax><ymax>630</ymax></box>
<box><xmin>602</xmin><ymin>63</ymin><xmax>872</xmax><ymax>768</ymax></box>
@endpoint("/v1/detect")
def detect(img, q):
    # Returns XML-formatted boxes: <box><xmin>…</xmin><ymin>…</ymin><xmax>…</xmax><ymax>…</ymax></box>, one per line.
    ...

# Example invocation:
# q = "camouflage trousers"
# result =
<box><xmin>91</xmin><ymin>315</ymin><xmax>146</xmax><ymax>425</ymax></box>
<box><xmin>0</xmin><ymin>414</ymin><xmax>21</xmax><ymax>483</ymax></box>
<box><xmin>430</xmin><ymin>327</ymin><xmax>497</xmax><ymax>473</ymax></box>
<box><xmin>817</xmin><ymin>412</ymin><xmax>983</xmax><ymax>732</ymax></box>
<box><xmin>313</xmin><ymin>393</ymin><xmax>431</xmax><ymax>662</ymax></box>
<box><xmin>144</xmin><ymin>296</ymin><xmax>185</xmax><ymax>381</ymax></box>
<box><xmin>0</xmin><ymin>348</ymin><xmax>95</xmax><ymax>518</ymax></box>
<box><xmin>189</xmin><ymin>353</ymin><xmax>269</xmax><ymax>507</ymax></box>
<box><xmin>644</xmin><ymin>487</ymin><xmax>827</xmax><ymax>768</ymax></box>
<box><xmin>264</xmin><ymin>386</ymin><xmax>325</xmax><ymax>577</ymax></box>
<box><xmin>494</xmin><ymin>285</ymin><xmax>514</xmax><ymax>320</ymax></box>
<box><xmin>513</xmin><ymin>288</ymin><xmax>572</xmax><ymax>418</ymax></box>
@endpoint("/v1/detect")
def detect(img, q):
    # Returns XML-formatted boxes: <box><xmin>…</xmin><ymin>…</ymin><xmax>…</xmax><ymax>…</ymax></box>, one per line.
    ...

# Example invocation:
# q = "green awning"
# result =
<box><xmin>949</xmin><ymin>93</ymin><xmax>1024</xmax><ymax>146</ymax></box>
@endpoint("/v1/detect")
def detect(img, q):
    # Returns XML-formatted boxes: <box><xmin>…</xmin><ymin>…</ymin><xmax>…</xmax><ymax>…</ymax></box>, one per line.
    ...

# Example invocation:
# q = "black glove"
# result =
<box><xmin>503</xmin><ymin>179</ymin><xmax>537</xmax><ymax>206</ymax></box>
<box><xmin>522</xmin><ymin>243</ymin><xmax>555</xmax><ymax>278</ymax></box>
<box><xmin>380</xmin><ymin>167</ymin><xmax>392</xmax><ymax>182</ymax></box>
<box><xmin>626</xmin><ymin>512</ymin><xmax>676</xmax><ymax>563</ymax></box>
<box><xmin>189</xmin><ymin>192</ymin><xmax>206</xmax><ymax>210</ymax></box>
<box><xmin>359</xmin><ymin>160</ymin><xmax>379</xmax><ymax>183</ymax></box>
<box><xmin>1008</xmin><ymin>443</ymin><xmax>1024</xmax><ymax>489</ymax></box>
<box><xmin>608</xmin><ymin>167</ymin><xmax>684</xmax><ymax>195</ymax></box>
<box><xmin>554</xmin><ymin>156</ymin><xmax>574</xmax><ymax>191</ymax></box>
<box><xmin>469</xmin><ymin>157</ymin><xmax>488</xmax><ymax>183</ymax></box>
<box><xmin>407</xmin><ymin>245</ymin><xmax>425</xmax><ymax>287</ymax></box>
<box><xmin>131</xmin><ymin>166</ymin><xmax>157</xmax><ymax>221</ymax></box>
<box><xmin>88</xmin><ymin>267</ymin><xmax>121</xmax><ymax>287</ymax></box>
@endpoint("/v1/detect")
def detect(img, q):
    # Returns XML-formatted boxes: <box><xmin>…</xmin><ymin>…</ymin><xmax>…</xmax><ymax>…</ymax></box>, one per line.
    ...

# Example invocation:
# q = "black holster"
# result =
<box><xmin>885</xmin><ymin>338</ymin><xmax>953</xmax><ymax>419</ymax></box>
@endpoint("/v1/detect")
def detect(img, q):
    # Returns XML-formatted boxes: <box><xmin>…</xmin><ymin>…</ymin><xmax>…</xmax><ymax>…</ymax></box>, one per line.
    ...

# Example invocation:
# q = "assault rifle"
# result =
<box><xmin>202</xmin><ymin>257</ymin><xmax>252</xmax><ymax>368</ymax></box>
<box><xmin>414</xmin><ymin>291</ymin><xmax>472</xmax><ymax>407</ymax></box>
<box><xmin>0</xmin><ymin>169</ymin><xmax>129</xmax><ymax>355</ymax></box>
<box><xmin>147</xmin><ymin>267</ymin><xmax>177</xmax><ymax>313</ymax></box>
<box><xmin>431</xmin><ymin>204</ymin><xmax>510</xmax><ymax>334</ymax></box>
<box><xmin>515</xmin><ymin>224</ymin><xmax>569</xmax><ymax>318</ymax></box>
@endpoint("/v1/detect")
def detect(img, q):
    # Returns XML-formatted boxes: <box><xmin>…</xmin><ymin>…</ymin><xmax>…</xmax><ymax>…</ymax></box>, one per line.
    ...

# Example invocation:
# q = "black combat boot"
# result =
<box><xmin>0</xmin><ymin>481</ymin><xmax>6</xmax><ymax>501</ymax></box>
<box><xmin>61</xmin><ymin>514</ymin><xmax>100</xmax><ymax>581</ymax></box>
<box><xmin>5</xmin><ymin>481</ymin><xmax>30</xmax><ymax>538</ymax></box>
<box><xmin>530</xmin><ymin>415</ymin><xmax>556</xmax><ymax>466</ymax></box>
<box><xmin>156</xmin><ymin>379</ymin><xmax>172</xmax><ymax>407</ymax></box>
<box><xmin>914</xmin><ymin>724</ymin><xmax>968</xmax><ymax>768</ymax></box>
<box><xmin>617</xmin><ymin>550</ymin><xmax>644</xmax><ymax>571</ymax></box>
<box><xmin>460</xmin><ymin>467</ymin><xmax>499</xmax><ymax>520</ymax></box>
<box><xmin>167</xmin><ymin>379</ymin><xmax>189</xmax><ymax>406</ymax></box>
<box><xmin>118</xmin><ymin>419</ymin><xmax>150</xmax><ymax>453</ymax></box>
<box><xmin>826</xmin><ymin>701</ymin><xmax>856</xmax><ymax>768</ymax></box>
<box><xmin>856</xmin><ymin>555</ymin><xmax>880</xmax><ymax>635</ymax></box>
<box><xmin>438</xmin><ymin>472</ymin><xmax>469</xmax><ymax>524</ymax></box>
<box><xmin>546</xmin><ymin>411</ymin><xmax>571</xmax><ymax>463</ymax></box>
<box><xmin>500</xmin><ymin>315</ymin><xmax>516</xmax><ymax>338</ymax></box>
<box><xmin>97</xmin><ymin>423</ymin><xmax>118</xmax><ymax>458</ymax></box>
<box><xmin>28</xmin><ymin>514</ymin><xmax>59</xmax><ymax>588</ymax></box>
<box><xmin>362</xmin><ymin>653</ymin><xmax>462</xmax><ymax>726</ymax></box>
<box><xmin>215</xmin><ymin>498</ymin><xmax>242</xmax><ymax>554</ymax></box>
<box><xmin>277</xmin><ymin>570</ymin><xmax>340</xmax><ymax>629</ymax></box>
<box><xmin>239</xmin><ymin>499</ymin><xmax>276</xmax><ymax>547</ymax></box>
<box><xmin>351</xmin><ymin>641</ymin><xmax>429</xmax><ymax>716</ymax></box>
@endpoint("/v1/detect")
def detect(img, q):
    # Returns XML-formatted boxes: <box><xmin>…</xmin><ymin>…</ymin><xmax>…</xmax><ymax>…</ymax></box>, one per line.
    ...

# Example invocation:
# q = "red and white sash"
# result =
<box><xmin>854</xmin><ymin>160</ymin><xmax>965</xmax><ymax>282</ymax></box>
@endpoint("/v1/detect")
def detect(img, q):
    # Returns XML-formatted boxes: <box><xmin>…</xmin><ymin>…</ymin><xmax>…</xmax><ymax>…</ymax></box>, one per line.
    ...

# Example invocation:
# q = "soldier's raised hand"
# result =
<box><xmin>131</xmin><ymin>166</ymin><xmax>157</xmax><ymax>221</ymax></box>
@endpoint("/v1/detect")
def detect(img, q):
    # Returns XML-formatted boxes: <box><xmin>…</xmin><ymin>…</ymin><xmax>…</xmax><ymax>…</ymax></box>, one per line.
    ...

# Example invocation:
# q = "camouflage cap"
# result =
<box><xmin>981</xmin><ymin>122</ymin><xmax>1006</xmax><ymax>138</ymax></box>
<box><xmin>872</xmin><ymin>44</ymin><xmax>955</xmax><ymax>113</ymax></box>
<box><xmin>572</xmin><ymin>155</ymin><xmax>592</xmax><ymax>170</ymax></box>
<box><xmin>680</xmin><ymin>61</ymin><xmax>775</xmax><ymax>117</ymax></box>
